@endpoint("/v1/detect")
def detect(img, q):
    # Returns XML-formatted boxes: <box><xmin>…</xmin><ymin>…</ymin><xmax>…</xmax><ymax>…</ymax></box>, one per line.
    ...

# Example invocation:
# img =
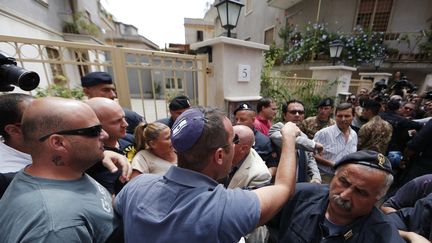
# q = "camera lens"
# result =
<box><xmin>0</xmin><ymin>64</ymin><xmax>40</xmax><ymax>91</ymax></box>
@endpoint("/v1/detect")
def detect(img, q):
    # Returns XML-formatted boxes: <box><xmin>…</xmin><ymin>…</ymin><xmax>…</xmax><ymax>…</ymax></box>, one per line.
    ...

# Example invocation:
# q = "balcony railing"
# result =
<box><xmin>267</xmin><ymin>0</ymin><xmax>303</xmax><ymax>9</ymax></box>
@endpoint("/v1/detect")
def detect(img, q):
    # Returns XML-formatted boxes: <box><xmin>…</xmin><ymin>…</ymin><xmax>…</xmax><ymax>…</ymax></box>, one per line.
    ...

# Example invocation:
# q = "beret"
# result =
<box><xmin>334</xmin><ymin>150</ymin><xmax>393</xmax><ymax>174</ymax></box>
<box><xmin>81</xmin><ymin>72</ymin><xmax>113</xmax><ymax>87</ymax></box>
<box><xmin>318</xmin><ymin>98</ymin><xmax>334</xmax><ymax>107</ymax></box>
<box><xmin>360</xmin><ymin>99</ymin><xmax>381</xmax><ymax>109</ymax></box>
<box><xmin>171</xmin><ymin>108</ymin><xmax>205</xmax><ymax>153</ymax></box>
<box><xmin>169</xmin><ymin>95</ymin><xmax>190</xmax><ymax>111</ymax></box>
<box><xmin>234</xmin><ymin>103</ymin><xmax>255</xmax><ymax>115</ymax></box>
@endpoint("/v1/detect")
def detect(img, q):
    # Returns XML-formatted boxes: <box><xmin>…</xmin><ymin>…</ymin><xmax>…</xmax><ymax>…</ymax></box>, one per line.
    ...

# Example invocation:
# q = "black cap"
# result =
<box><xmin>318</xmin><ymin>98</ymin><xmax>334</xmax><ymax>108</ymax></box>
<box><xmin>234</xmin><ymin>103</ymin><xmax>255</xmax><ymax>115</ymax></box>
<box><xmin>81</xmin><ymin>72</ymin><xmax>113</xmax><ymax>87</ymax></box>
<box><xmin>169</xmin><ymin>95</ymin><xmax>190</xmax><ymax>111</ymax></box>
<box><xmin>334</xmin><ymin>150</ymin><xmax>393</xmax><ymax>174</ymax></box>
<box><xmin>360</xmin><ymin>99</ymin><xmax>381</xmax><ymax>109</ymax></box>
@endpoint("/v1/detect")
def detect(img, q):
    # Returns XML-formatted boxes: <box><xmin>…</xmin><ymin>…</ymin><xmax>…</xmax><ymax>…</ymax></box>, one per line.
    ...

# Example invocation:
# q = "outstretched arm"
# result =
<box><xmin>253</xmin><ymin>122</ymin><xmax>299</xmax><ymax>226</ymax></box>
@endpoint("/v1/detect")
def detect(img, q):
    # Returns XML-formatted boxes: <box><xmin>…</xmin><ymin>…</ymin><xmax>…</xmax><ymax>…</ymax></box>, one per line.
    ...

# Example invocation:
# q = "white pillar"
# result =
<box><xmin>310</xmin><ymin>65</ymin><xmax>357</xmax><ymax>101</ymax></box>
<box><xmin>191</xmin><ymin>37</ymin><xmax>269</xmax><ymax>115</ymax></box>
<box><xmin>420</xmin><ymin>74</ymin><xmax>432</xmax><ymax>93</ymax></box>
<box><xmin>359</xmin><ymin>72</ymin><xmax>392</xmax><ymax>85</ymax></box>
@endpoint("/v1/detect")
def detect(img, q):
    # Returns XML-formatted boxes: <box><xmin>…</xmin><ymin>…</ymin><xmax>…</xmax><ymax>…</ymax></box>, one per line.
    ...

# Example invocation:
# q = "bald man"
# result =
<box><xmin>234</xmin><ymin>103</ymin><xmax>276</xmax><ymax>167</ymax></box>
<box><xmin>86</xmin><ymin>98</ymin><xmax>128</xmax><ymax>149</ymax></box>
<box><xmin>0</xmin><ymin>97</ymin><xmax>121</xmax><ymax>242</ymax></box>
<box><xmin>228</xmin><ymin>125</ymin><xmax>272</xmax><ymax>243</ymax></box>
<box><xmin>227</xmin><ymin>125</ymin><xmax>271</xmax><ymax>190</ymax></box>
<box><xmin>86</xmin><ymin>97</ymin><xmax>128</xmax><ymax>194</ymax></box>
<box><xmin>81</xmin><ymin>72</ymin><xmax>145</xmax><ymax>151</ymax></box>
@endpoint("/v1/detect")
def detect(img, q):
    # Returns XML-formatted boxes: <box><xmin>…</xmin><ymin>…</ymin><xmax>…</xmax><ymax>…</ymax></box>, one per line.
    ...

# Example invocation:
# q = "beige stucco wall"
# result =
<box><xmin>191</xmin><ymin>37</ymin><xmax>268</xmax><ymax>109</ymax></box>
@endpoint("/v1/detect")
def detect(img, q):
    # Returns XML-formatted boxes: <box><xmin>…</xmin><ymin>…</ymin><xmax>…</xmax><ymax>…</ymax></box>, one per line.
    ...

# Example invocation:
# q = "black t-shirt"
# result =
<box><xmin>86</xmin><ymin>146</ymin><xmax>124</xmax><ymax>195</ymax></box>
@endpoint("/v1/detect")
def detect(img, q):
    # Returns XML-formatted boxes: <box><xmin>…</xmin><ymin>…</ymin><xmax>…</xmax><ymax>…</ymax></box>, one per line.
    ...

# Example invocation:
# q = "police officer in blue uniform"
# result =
<box><xmin>268</xmin><ymin>150</ymin><xmax>405</xmax><ymax>243</ymax></box>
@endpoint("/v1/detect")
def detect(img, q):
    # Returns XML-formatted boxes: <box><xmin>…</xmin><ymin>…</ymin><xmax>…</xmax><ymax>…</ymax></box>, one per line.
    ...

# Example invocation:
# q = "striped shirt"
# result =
<box><xmin>313</xmin><ymin>124</ymin><xmax>357</xmax><ymax>174</ymax></box>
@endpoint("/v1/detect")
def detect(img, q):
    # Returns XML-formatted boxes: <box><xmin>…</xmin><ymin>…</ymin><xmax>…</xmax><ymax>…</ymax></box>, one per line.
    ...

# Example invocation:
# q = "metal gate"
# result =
<box><xmin>0</xmin><ymin>35</ymin><xmax>208</xmax><ymax>122</ymax></box>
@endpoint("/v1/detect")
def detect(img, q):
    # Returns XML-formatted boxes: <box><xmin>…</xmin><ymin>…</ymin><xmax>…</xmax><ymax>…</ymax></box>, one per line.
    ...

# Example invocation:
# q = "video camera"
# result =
<box><xmin>391</xmin><ymin>76</ymin><xmax>415</xmax><ymax>92</ymax></box>
<box><xmin>0</xmin><ymin>53</ymin><xmax>39</xmax><ymax>92</ymax></box>
<box><xmin>425</xmin><ymin>90</ymin><xmax>432</xmax><ymax>100</ymax></box>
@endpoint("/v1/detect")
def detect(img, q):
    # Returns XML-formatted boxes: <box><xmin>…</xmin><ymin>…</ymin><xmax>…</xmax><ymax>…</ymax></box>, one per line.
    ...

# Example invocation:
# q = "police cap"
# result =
<box><xmin>81</xmin><ymin>72</ymin><xmax>113</xmax><ymax>87</ymax></box>
<box><xmin>334</xmin><ymin>150</ymin><xmax>393</xmax><ymax>174</ymax></box>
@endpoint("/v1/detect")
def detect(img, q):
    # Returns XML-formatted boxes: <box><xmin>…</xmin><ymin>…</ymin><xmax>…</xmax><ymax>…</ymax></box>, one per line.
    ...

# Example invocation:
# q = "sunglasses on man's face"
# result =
<box><xmin>233</xmin><ymin>133</ymin><xmax>240</xmax><ymax>145</ymax></box>
<box><xmin>220</xmin><ymin>133</ymin><xmax>240</xmax><ymax>149</ymax></box>
<box><xmin>287</xmin><ymin>110</ymin><xmax>305</xmax><ymax>115</ymax></box>
<box><xmin>38</xmin><ymin>124</ymin><xmax>103</xmax><ymax>142</ymax></box>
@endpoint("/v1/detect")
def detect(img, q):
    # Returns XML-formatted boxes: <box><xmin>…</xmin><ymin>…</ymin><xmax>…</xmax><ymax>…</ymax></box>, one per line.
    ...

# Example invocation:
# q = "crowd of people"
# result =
<box><xmin>0</xmin><ymin>71</ymin><xmax>432</xmax><ymax>242</ymax></box>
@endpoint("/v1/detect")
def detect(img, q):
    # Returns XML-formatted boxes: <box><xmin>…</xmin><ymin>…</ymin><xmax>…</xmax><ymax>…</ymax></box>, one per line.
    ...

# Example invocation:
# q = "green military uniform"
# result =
<box><xmin>301</xmin><ymin>116</ymin><xmax>335</xmax><ymax>139</ymax></box>
<box><xmin>358</xmin><ymin>115</ymin><xmax>393</xmax><ymax>154</ymax></box>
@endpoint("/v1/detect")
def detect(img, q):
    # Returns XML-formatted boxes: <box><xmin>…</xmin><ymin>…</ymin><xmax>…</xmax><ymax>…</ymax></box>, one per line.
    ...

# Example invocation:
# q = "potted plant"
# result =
<box><xmin>154</xmin><ymin>83</ymin><xmax>162</xmax><ymax>99</ymax></box>
<box><xmin>35</xmin><ymin>75</ymin><xmax>83</xmax><ymax>100</ymax></box>
<box><xmin>419</xmin><ymin>30</ymin><xmax>432</xmax><ymax>57</ymax></box>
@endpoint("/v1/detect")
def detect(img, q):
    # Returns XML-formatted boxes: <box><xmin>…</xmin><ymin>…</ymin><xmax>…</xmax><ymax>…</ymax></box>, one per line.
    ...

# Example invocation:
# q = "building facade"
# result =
<box><xmin>191</xmin><ymin>0</ymin><xmax>432</xmax><ymax>92</ymax></box>
<box><xmin>0</xmin><ymin>0</ymin><xmax>158</xmax><ymax>90</ymax></box>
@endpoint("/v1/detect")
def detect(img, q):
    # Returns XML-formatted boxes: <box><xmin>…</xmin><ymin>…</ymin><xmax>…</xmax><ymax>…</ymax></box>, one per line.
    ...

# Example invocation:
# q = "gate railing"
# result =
<box><xmin>0</xmin><ymin>35</ymin><xmax>208</xmax><ymax>122</ymax></box>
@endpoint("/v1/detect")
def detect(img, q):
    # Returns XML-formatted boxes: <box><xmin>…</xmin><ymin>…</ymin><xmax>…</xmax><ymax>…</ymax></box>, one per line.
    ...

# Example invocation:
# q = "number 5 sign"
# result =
<box><xmin>238</xmin><ymin>64</ymin><xmax>251</xmax><ymax>82</ymax></box>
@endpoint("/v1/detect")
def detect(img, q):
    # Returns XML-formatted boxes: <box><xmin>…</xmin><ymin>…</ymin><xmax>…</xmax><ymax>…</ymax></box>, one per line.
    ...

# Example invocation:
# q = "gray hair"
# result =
<box><xmin>334</xmin><ymin>163</ymin><xmax>393</xmax><ymax>200</ymax></box>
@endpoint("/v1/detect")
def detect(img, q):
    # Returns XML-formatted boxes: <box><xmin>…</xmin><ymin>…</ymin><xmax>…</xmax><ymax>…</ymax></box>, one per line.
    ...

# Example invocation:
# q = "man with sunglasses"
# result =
<box><xmin>116</xmin><ymin>107</ymin><xmax>300</xmax><ymax>242</ymax></box>
<box><xmin>234</xmin><ymin>103</ymin><xmax>276</xmax><ymax>174</ymax></box>
<box><xmin>227</xmin><ymin>125</ymin><xmax>272</xmax><ymax>190</ymax></box>
<box><xmin>81</xmin><ymin>71</ymin><xmax>145</xmax><ymax>152</ymax></box>
<box><xmin>86</xmin><ymin>97</ymin><xmax>129</xmax><ymax>195</ymax></box>
<box><xmin>0</xmin><ymin>94</ymin><xmax>130</xmax><ymax>197</ymax></box>
<box><xmin>0</xmin><ymin>97</ymin><xmax>122</xmax><ymax>242</ymax></box>
<box><xmin>269</xmin><ymin>100</ymin><xmax>322</xmax><ymax>184</ymax></box>
<box><xmin>227</xmin><ymin>124</ymin><xmax>272</xmax><ymax>243</ymax></box>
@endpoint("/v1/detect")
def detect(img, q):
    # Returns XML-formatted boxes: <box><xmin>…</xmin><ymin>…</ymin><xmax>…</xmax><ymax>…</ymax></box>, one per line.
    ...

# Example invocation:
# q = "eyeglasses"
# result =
<box><xmin>220</xmin><ymin>133</ymin><xmax>240</xmax><ymax>149</ymax></box>
<box><xmin>403</xmin><ymin>107</ymin><xmax>414</xmax><ymax>111</ymax></box>
<box><xmin>233</xmin><ymin>134</ymin><xmax>240</xmax><ymax>145</ymax></box>
<box><xmin>38</xmin><ymin>124</ymin><xmax>103</xmax><ymax>142</ymax></box>
<box><xmin>287</xmin><ymin>110</ymin><xmax>305</xmax><ymax>115</ymax></box>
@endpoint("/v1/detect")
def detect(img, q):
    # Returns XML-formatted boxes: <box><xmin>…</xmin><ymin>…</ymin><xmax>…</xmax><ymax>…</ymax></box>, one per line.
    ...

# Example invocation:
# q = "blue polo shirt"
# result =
<box><xmin>115</xmin><ymin>166</ymin><xmax>260</xmax><ymax>243</ymax></box>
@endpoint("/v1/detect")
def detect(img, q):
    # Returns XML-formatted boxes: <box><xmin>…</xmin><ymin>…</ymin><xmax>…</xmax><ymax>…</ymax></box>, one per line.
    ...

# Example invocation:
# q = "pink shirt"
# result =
<box><xmin>254</xmin><ymin>115</ymin><xmax>272</xmax><ymax>136</ymax></box>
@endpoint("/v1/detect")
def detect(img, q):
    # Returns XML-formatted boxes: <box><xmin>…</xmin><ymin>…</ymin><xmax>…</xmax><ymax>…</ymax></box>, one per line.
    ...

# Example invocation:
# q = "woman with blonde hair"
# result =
<box><xmin>130</xmin><ymin>122</ymin><xmax>177</xmax><ymax>179</ymax></box>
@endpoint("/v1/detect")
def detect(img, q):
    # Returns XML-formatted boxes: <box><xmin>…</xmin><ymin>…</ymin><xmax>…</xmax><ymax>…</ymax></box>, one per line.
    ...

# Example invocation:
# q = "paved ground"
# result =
<box><xmin>130</xmin><ymin>98</ymin><xmax>170</xmax><ymax>123</ymax></box>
